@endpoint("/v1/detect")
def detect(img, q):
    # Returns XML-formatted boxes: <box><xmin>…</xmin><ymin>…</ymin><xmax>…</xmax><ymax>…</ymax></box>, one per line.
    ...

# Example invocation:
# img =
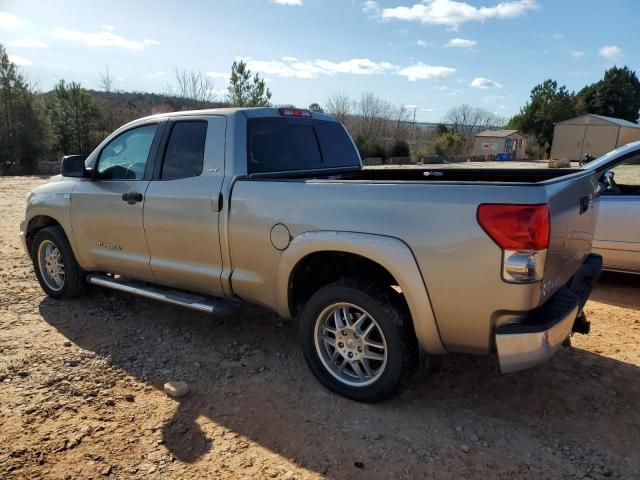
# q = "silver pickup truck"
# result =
<box><xmin>21</xmin><ymin>107</ymin><xmax>603</xmax><ymax>402</ymax></box>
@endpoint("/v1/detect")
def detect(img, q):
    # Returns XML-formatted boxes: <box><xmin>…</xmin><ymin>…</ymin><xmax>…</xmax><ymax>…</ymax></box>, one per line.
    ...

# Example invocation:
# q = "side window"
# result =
<box><xmin>97</xmin><ymin>124</ymin><xmax>158</xmax><ymax>180</ymax></box>
<box><xmin>160</xmin><ymin>121</ymin><xmax>207</xmax><ymax>180</ymax></box>
<box><xmin>606</xmin><ymin>153</ymin><xmax>640</xmax><ymax>195</ymax></box>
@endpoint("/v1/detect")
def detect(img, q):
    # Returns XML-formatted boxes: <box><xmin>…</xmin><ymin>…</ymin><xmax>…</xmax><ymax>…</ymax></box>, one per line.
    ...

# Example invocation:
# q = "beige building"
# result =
<box><xmin>551</xmin><ymin>114</ymin><xmax>640</xmax><ymax>161</ymax></box>
<box><xmin>473</xmin><ymin>129</ymin><xmax>526</xmax><ymax>160</ymax></box>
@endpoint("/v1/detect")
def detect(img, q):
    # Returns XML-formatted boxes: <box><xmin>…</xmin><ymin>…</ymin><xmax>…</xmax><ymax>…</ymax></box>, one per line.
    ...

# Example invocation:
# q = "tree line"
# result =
<box><xmin>2</xmin><ymin>34</ymin><xmax>639</xmax><ymax>173</ymax></box>
<box><xmin>0</xmin><ymin>42</ymin><xmax>271</xmax><ymax>174</ymax></box>
<box><xmin>322</xmin><ymin>93</ymin><xmax>504</xmax><ymax>161</ymax></box>
<box><xmin>507</xmin><ymin>66</ymin><xmax>640</xmax><ymax>157</ymax></box>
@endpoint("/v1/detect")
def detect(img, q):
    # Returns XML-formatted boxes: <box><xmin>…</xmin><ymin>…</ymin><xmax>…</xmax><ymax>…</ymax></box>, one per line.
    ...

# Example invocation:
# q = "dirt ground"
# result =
<box><xmin>1</xmin><ymin>176</ymin><xmax>639</xmax><ymax>480</ymax></box>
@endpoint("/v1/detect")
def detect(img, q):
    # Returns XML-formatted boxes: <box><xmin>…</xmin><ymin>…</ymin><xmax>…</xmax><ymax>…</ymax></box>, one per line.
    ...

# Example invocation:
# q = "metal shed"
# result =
<box><xmin>473</xmin><ymin>129</ymin><xmax>526</xmax><ymax>160</ymax></box>
<box><xmin>551</xmin><ymin>114</ymin><xmax>640</xmax><ymax>161</ymax></box>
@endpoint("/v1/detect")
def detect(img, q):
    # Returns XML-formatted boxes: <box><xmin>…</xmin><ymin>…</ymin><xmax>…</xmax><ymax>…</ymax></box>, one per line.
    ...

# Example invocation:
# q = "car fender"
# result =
<box><xmin>276</xmin><ymin>231</ymin><xmax>446</xmax><ymax>354</ymax></box>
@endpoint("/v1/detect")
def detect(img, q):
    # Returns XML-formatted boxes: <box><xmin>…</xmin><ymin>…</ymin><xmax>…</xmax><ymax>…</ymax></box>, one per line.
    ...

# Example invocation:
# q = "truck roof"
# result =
<box><xmin>124</xmin><ymin>107</ymin><xmax>339</xmax><ymax>127</ymax></box>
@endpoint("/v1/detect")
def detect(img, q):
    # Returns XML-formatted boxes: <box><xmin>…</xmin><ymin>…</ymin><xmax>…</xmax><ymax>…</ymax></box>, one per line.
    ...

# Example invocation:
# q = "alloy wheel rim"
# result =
<box><xmin>37</xmin><ymin>240</ymin><xmax>65</xmax><ymax>291</ymax></box>
<box><xmin>314</xmin><ymin>302</ymin><xmax>388</xmax><ymax>387</ymax></box>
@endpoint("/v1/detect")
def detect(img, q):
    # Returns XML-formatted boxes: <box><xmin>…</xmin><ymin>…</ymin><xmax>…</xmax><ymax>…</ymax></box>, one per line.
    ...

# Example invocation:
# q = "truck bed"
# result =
<box><xmin>340</xmin><ymin>167</ymin><xmax>584</xmax><ymax>184</ymax></box>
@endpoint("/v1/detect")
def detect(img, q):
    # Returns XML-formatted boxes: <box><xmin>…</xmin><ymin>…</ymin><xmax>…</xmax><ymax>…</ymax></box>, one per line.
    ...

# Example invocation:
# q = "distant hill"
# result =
<box><xmin>86</xmin><ymin>89</ymin><xmax>230</xmax><ymax>119</ymax></box>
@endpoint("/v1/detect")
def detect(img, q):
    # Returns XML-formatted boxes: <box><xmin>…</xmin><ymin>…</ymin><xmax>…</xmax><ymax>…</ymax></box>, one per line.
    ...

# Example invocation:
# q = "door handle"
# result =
<box><xmin>122</xmin><ymin>191</ymin><xmax>143</xmax><ymax>204</ymax></box>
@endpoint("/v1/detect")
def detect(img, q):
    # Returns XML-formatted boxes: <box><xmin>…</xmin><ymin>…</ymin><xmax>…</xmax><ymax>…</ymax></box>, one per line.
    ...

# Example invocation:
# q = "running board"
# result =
<box><xmin>86</xmin><ymin>273</ymin><xmax>238</xmax><ymax>315</ymax></box>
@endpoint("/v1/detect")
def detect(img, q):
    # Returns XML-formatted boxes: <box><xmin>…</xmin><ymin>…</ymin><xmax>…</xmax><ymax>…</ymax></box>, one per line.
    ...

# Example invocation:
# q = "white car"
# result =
<box><xmin>584</xmin><ymin>141</ymin><xmax>640</xmax><ymax>273</ymax></box>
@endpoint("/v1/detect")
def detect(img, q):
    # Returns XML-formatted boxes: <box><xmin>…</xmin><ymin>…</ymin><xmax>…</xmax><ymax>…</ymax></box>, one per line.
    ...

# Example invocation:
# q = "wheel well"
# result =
<box><xmin>288</xmin><ymin>251</ymin><xmax>408</xmax><ymax>317</ymax></box>
<box><xmin>25</xmin><ymin>216</ymin><xmax>62</xmax><ymax>253</ymax></box>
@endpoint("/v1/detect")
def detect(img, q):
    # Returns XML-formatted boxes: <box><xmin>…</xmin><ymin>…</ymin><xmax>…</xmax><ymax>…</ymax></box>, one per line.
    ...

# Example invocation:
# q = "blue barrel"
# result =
<box><xmin>496</xmin><ymin>152</ymin><xmax>512</xmax><ymax>161</ymax></box>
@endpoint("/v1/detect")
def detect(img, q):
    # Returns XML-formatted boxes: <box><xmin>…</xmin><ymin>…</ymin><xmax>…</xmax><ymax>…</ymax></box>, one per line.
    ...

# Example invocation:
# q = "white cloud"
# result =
<box><xmin>53</xmin><ymin>27</ymin><xmax>160</xmax><ymax>50</ymax></box>
<box><xmin>445</xmin><ymin>38</ymin><xmax>477</xmax><ymax>48</ymax></box>
<box><xmin>8</xmin><ymin>54</ymin><xmax>31</xmax><ymax>66</ymax></box>
<box><xmin>422</xmin><ymin>107</ymin><xmax>436</xmax><ymax>112</ymax></box>
<box><xmin>271</xmin><ymin>0</ymin><xmax>302</xmax><ymax>5</ymax></box>
<box><xmin>363</xmin><ymin>0</ymin><xmax>380</xmax><ymax>14</ymax></box>
<box><xmin>7</xmin><ymin>38</ymin><xmax>49</xmax><ymax>49</ymax></box>
<box><xmin>247</xmin><ymin>59</ymin><xmax>322</xmax><ymax>79</ymax></box>
<box><xmin>470</xmin><ymin>77</ymin><xmax>502</xmax><ymax>88</ymax></box>
<box><xmin>570</xmin><ymin>50</ymin><xmax>585</xmax><ymax>59</ymax></box>
<box><xmin>551</xmin><ymin>32</ymin><xmax>565</xmax><ymax>40</ymax></box>
<box><xmin>599</xmin><ymin>45</ymin><xmax>621</xmax><ymax>62</ymax></box>
<box><xmin>406</xmin><ymin>104</ymin><xmax>419</xmax><ymax>109</ymax></box>
<box><xmin>0</xmin><ymin>12</ymin><xmax>26</xmax><ymax>28</ymax></box>
<box><xmin>148</xmin><ymin>71</ymin><xmax>166</xmax><ymax>77</ymax></box>
<box><xmin>101</xmin><ymin>24</ymin><xmax>115</xmax><ymax>31</ymax></box>
<box><xmin>397</xmin><ymin>62</ymin><xmax>456</xmax><ymax>81</ymax></box>
<box><xmin>381</xmin><ymin>0</ymin><xmax>537</xmax><ymax>30</ymax></box>
<box><xmin>315</xmin><ymin>58</ymin><xmax>396</xmax><ymax>75</ymax></box>
<box><xmin>417</xmin><ymin>39</ymin><xmax>434</xmax><ymax>47</ymax></box>
<box><xmin>241</xmin><ymin>57</ymin><xmax>455</xmax><ymax>82</ymax></box>
<box><xmin>245</xmin><ymin>57</ymin><xmax>397</xmax><ymax>79</ymax></box>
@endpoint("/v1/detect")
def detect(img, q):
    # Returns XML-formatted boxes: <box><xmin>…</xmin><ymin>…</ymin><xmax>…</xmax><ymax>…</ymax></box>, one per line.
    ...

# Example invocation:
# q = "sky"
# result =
<box><xmin>1</xmin><ymin>0</ymin><xmax>639</xmax><ymax>122</ymax></box>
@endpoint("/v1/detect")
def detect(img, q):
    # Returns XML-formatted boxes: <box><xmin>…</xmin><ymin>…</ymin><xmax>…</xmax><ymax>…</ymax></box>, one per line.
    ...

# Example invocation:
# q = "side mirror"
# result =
<box><xmin>61</xmin><ymin>155</ymin><xmax>88</xmax><ymax>178</ymax></box>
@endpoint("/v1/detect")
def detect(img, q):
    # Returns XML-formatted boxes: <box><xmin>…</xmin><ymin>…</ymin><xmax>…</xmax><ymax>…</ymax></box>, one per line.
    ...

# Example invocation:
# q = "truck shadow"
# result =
<box><xmin>589</xmin><ymin>271</ymin><xmax>640</xmax><ymax>310</ymax></box>
<box><xmin>38</xmin><ymin>284</ymin><xmax>640</xmax><ymax>479</ymax></box>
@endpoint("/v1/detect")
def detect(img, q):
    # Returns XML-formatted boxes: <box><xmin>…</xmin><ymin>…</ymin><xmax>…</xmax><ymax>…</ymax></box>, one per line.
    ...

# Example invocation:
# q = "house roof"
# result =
<box><xmin>556</xmin><ymin>114</ymin><xmax>640</xmax><ymax>129</ymax></box>
<box><xmin>475</xmin><ymin>129</ymin><xmax>521</xmax><ymax>138</ymax></box>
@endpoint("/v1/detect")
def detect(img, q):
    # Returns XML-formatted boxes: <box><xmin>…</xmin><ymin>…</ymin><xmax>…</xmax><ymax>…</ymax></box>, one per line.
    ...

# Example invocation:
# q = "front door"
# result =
<box><xmin>593</xmin><ymin>151</ymin><xmax>640</xmax><ymax>272</ymax></box>
<box><xmin>70</xmin><ymin>123</ymin><xmax>161</xmax><ymax>281</ymax></box>
<box><xmin>143</xmin><ymin>116</ymin><xmax>226</xmax><ymax>296</ymax></box>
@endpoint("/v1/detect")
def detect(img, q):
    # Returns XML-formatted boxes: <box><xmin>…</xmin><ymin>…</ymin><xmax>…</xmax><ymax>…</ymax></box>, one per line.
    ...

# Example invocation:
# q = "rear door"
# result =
<box><xmin>143</xmin><ymin>116</ymin><xmax>227</xmax><ymax>296</ymax></box>
<box><xmin>70</xmin><ymin>122</ymin><xmax>162</xmax><ymax>281</ymax></box>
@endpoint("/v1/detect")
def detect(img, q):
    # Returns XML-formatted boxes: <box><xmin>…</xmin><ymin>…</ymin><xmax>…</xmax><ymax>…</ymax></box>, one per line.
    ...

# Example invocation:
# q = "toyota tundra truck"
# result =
<box><xmin>21</xmin><ymin>107</ymin><xmax>604</xmax><ymax>402</ymax></box>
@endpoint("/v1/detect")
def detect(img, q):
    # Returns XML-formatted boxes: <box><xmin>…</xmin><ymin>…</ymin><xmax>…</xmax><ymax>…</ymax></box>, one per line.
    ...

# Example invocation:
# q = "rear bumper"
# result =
<box><xmin>496</xmin><ymin>253</ymin><xmax>602</xmax><ymax>373</ymax></box>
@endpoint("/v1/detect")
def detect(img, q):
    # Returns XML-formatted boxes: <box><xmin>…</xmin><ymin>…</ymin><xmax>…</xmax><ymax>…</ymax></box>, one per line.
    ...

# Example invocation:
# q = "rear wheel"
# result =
<box><xmin>299</xmin><ymin>279</ymin><xmax>415</xmax><ymax>402</ymax></box>
<box><xmin>31</xmin><ymin>226</ymin><xmax>85</xmax><ymax>299</ymax></box>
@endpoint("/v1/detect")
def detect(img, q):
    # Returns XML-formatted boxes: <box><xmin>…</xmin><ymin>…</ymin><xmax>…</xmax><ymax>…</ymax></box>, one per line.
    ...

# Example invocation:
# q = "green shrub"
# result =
<box><xmin>357</xmin><ymin>139</ymin><xmax>387</xmax><ymax>159</ymax></box>
<box><xmin>389</xmin><ymin>139</ymin><xmax>410</xmax><ymax>158</ymax></box>
<box><xmin>430</xmin><ymin>132</ymin><xmax>465</xmax><ymax>158</ymax></box>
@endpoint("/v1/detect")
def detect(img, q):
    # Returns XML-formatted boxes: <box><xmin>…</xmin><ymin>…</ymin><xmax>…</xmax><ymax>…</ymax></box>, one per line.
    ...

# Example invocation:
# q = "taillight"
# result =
<box><xmin>477</xmin><ymin>204</ymin><xmax>550</xmax><ymax>284</ymax></box>
<box><xmin>278</xmin><ymin>107</ymin><xmax>312</xmax><ymax>118</ymax></box>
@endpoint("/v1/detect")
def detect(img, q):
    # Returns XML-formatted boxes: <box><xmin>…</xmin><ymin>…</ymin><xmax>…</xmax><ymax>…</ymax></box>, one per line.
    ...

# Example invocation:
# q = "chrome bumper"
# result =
<box><xmin>496</xmin><ymin>254</ymin><xmax>602</xmax><ymax>374</ymax></box>
<box><xmin>496</xmin><ymin>298</ymin><xmax>578</xmax><ymax>373</ymax></box>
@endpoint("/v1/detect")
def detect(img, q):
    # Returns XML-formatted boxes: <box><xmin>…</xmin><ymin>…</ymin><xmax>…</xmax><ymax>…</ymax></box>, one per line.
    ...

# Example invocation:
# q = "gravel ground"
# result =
<box><xmin>1</xmin><ymin>176</ymin><xmax>639</xmax><ymax>480</ymax></box>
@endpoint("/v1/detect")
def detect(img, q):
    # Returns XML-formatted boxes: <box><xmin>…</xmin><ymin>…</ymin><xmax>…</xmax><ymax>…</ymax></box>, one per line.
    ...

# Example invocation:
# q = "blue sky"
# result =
<box><xmin>1</xmin><ymin>0</ymin><xmax>639</xmax><ymax>122</ymax></box>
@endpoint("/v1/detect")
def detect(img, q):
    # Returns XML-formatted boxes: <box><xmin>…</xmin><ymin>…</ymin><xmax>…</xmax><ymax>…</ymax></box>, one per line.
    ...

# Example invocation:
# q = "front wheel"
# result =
<box><xmin>31</xmin><ymin>226</ymin><xmax>85</xmax><ymax>299</ymax></box>
<box><xmin>299</xmin><ymin>279</ymin><xmax>415</xmax><ymax>402</ymax></box>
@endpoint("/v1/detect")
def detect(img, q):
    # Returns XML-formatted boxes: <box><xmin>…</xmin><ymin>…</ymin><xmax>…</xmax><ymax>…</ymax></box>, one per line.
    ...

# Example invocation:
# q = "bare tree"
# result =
<box><xmin>99</xmin><ymin>66</ymin><xmax>115</xmax><ymax>93</ymax></box>
<box><xmin>442</xmin><ymin>104</ymin><xmax>501</xmax><ymax>151</ymax></box>
<box><xmin>325</xmin><ymin>92</ymin><xmax>353</xmax><ymax>125</ymax></box>
<box><xmin>172</xmin><ymin>69</ymin><xmax>218</xmax><ymax>108</ymax></box>
<box><xmin>391</xmin><ymin>104</ymin><xmax>411</xmax><ymax>141</ymax></box>
<box><xmin>355</xmin><ymin>91</ymin><xmax>393</xmax><ymax>141</ymax></box>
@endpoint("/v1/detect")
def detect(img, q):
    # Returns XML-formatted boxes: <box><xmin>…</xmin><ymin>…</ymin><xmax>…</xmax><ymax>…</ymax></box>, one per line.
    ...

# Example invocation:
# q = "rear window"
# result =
<box><xmin>247</xmin><ymin>117</ymin><xmax>359</xmax><ymax>174</ymax></box>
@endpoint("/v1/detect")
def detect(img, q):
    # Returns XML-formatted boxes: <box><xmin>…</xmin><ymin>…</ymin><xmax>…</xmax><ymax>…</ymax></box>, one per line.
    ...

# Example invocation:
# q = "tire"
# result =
<box><xmin>31</xmin><ymin>226</ymin><xmax>85</xmax><ymax>299</ymax></box>
<box><xmin>299</xmin><ymin>278</ymin><xmax>416</xmax><ymax>402</ymax></box>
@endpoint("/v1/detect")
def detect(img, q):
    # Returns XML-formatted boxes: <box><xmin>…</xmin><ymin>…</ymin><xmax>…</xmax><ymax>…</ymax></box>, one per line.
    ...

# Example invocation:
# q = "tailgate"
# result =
<box><xmin>541</xmin><ymin>171</ymin><xmax>599</xmax><ymax>303</ymax></box>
